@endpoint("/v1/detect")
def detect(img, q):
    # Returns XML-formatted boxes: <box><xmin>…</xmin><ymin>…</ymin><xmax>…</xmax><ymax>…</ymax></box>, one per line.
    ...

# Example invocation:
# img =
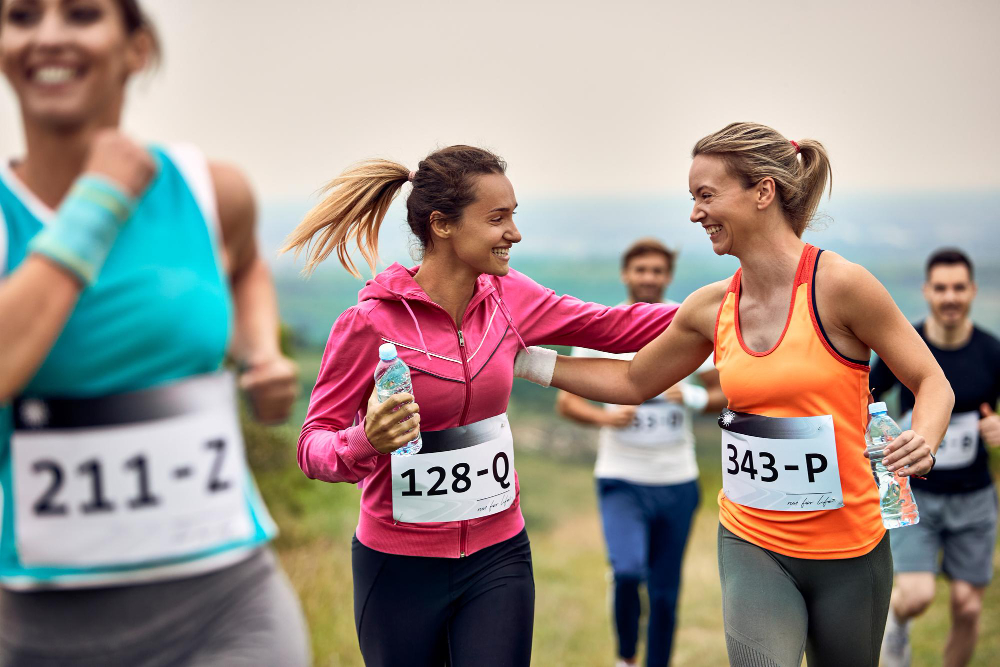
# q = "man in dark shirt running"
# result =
<box><xmin>874</xmin><ymin>248</ymin><xmax>1000</xmax><ymax>667</ymax></box>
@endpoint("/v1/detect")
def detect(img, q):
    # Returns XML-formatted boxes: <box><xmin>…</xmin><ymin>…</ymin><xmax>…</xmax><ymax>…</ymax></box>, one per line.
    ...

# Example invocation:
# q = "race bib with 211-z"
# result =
<box><xmin>10</xmin><ymin>372</ymin><xmax>256</xmax><ymax>569</ymax></box>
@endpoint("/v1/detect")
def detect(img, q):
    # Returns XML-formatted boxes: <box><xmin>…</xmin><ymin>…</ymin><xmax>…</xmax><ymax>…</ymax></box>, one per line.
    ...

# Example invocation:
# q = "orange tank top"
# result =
<box><xmin>714</xmin><ymin>244</ymin><xmax>884</xmax><ymax>559</ymax></box>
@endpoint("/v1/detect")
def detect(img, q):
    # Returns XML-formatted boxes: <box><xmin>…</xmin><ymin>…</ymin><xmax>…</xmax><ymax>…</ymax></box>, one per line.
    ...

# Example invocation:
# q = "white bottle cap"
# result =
<box><xmin>868</xmin><ymin>402</ymin><xmax>888</xmax><ymax>415</ymax></box>
<box><xmin>378</xmin><ymin>343</ymin><xmax>398</xmax><ymax>362</ymax></box>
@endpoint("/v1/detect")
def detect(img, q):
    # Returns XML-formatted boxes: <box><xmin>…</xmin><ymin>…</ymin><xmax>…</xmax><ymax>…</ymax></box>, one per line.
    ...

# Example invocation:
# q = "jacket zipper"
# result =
<box><xmin>455</xmin><ymin>327</ymin><xmax>474</xmax><ymax>426</ymax></box>
<box><xmin>457</xmin><ymin>327</ymin><xmax>472</xmax><ymax>557</ymax></box>
<box><xmin>409</xmin><ymin>290</ymin><xmax>493</xmax><ymax>558</ymax></box>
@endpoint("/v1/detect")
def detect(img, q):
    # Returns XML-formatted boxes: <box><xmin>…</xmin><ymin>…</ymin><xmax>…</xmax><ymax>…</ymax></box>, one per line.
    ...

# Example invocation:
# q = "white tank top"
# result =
<box><xmin>569</xmin><ymin>346</ymin><xmax>709</xmax><ymax>485</ymax></box>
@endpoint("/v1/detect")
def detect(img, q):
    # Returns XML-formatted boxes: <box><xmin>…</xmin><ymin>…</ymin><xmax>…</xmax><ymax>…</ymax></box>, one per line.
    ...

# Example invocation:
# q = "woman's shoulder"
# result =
<box><xmin>155</xmin><ymin>143</ymin><xmax>253</xmax><ymax>235</ymax></box>
<box><xmin>680</xmin><ymin>278</ymin><xmax>732</xmax><ymax>337</ymax></box>
<box><xmin>814</xmin><ymin>249</ymin><xmax>881</xmax><ymax>300</ymax></box>
<box><xmin>687</xmin><ymin>278</ymin><xmax>732</xmax><ymax>310</ymax></box>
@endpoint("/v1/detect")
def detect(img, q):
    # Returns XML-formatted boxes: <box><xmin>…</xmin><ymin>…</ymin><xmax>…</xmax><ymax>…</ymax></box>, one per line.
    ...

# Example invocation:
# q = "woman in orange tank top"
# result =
<box><xmin>515</xmin><ymin>123</ymin><xmax>954</xmax><ymax>666</ymax></box>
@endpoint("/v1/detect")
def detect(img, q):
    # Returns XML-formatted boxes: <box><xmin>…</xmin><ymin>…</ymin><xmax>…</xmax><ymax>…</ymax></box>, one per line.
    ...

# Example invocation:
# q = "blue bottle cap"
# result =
<box><xmin>868</xmin><ymin>402</ymin><xmax>888</xmax><ymax>415</ymax></box>
<box><xmin>378</xmin><ymin>343</ymin><xmax>398</xmax><ymax>361</ymax></box>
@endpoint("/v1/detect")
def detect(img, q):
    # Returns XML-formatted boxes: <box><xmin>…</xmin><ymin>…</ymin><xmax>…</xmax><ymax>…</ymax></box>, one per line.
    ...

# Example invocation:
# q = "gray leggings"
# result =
<box><xmin>0</xmin><ymin>549</ymin><xmax>309</xmax><ymax>667</ymax></box>
<box><xmin>718</xmin><ymin>525</ymin><xmax>892</xmax><ymax>667</ymax></box>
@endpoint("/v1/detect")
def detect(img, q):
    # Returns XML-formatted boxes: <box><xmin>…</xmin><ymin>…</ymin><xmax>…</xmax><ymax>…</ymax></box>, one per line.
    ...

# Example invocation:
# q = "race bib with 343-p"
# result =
<box><xmin>720</xmin><ymin>410</ymin><xmax>844</xmax><ymax>512</ymax></box>
<box><xmin>10</xmin><ymin>372</ymin><xmax>256</xmax><ymax>569</ymax></box>
<box><xmin>391</xmin><ymin>413</ymin><xmax>516</xmax><ymax>524</ymax></box>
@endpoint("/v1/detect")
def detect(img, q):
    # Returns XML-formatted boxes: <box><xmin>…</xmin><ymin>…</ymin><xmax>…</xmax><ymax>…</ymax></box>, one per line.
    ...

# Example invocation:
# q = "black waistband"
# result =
<box><xmin>13</xmin><ymin>373</ymin><xmax>232</xmax><ymax>431</ymax></box>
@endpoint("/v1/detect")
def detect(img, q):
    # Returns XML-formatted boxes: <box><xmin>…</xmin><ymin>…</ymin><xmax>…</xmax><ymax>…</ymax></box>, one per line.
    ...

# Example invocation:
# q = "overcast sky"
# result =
<box><xmin>2</xmin><ymin>0</ymin><xmax>998</xmax><ymax>201</ymax></box>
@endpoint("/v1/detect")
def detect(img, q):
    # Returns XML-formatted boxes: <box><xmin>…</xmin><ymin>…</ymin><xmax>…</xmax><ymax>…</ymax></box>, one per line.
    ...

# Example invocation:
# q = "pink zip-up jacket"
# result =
<box><xmin>298</xmin><ymin>263</ymin><xmax>677</xmax><ymax>557</ymax></box>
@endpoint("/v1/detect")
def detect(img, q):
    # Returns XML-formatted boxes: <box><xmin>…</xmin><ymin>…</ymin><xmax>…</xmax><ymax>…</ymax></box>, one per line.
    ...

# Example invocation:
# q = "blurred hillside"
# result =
<box><xmin>263</xmin><ymin>190</ymin><xmax>1000</xmax><ymax>347</ymax></box>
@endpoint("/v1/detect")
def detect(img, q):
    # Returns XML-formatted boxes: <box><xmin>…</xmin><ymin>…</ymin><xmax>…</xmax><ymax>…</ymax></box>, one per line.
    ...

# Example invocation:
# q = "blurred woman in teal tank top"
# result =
<box><xmin>0</xmin><ymin>1</ymin><xmax>308</xmax><ymax>664</ymax></box>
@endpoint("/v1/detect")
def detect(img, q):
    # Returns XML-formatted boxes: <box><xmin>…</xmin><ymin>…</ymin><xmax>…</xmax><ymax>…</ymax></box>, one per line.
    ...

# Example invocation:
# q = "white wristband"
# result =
<box><xmin>680</xmin><ymin>384</ymin><xmax>709</xmax><ymax>412</ymax></box>
<box><xmin>513</xmin><ymin>346</ymin><xmax>557</xmax><ymax>387</ymax></box>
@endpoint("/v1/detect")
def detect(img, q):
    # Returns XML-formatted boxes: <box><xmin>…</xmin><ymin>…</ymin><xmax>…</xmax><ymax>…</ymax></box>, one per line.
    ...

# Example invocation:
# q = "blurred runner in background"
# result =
<box><xmin>556</xmin><ymin>238</ymin><xmax>724</xmax><ymax>667</ymax></box>
<box><xmin>0</xmin><ymin>1</ymin><xmax>308</xmax><ymax>664</ymax></box>
<box><xmin>874</xmin><ymin>248</ymin><xmax>1000</xmax><ymax>667</ymax></box>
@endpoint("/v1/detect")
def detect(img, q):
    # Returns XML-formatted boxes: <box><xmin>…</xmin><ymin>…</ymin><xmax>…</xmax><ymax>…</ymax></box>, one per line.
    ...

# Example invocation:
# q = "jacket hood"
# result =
<box><xmin>357</xmin><ymin>263</ymin><xmax>496</xmax><ymax>305</ymax></box>
<box><xmin>355</xmin><ymin>263</ymin><xmax>527</xmax><ymax>358</ymax></box>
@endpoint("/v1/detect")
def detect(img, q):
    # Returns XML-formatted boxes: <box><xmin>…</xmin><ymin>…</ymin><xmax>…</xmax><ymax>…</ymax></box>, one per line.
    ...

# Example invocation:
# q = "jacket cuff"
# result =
<box><xmin>344</xmin><ymin>423</ymin><xmax>381</xmax><ymax>463</ymax></box>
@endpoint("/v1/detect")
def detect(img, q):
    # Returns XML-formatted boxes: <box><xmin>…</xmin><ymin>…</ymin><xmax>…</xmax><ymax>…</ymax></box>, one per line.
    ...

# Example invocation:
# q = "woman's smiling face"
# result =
<box><xmin>446</xmin><ymin>173</ymin><xmax>522</xmax><ymax>277</ymax></box>
<box><xmin>689</xmin><ymin>153</ymin><xmax>759</xmax><ymax>256</ymax></box>
<box><xmin>0</xmin><ymin>0</ymin><xmax>150</xmax><ymax>130</ymax></box>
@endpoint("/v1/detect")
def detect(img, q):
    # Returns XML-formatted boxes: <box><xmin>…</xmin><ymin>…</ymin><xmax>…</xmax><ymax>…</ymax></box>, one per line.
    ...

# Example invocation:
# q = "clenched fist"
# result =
<box><xmin>84</xmin><ymin>129</ymin><xmax>156</xmax><ymax>198</ymax></box>
<box><xmin>980</xmin><ymin>403</ymin><xmax>1000</xmax><ymax>448</ymax></box>
<box><xmin>603</xmin><ymin>404</ymin><xmax>638</xmax><ymax>428</ymax></box>
<box><xmin>239</xmin><ymin>355</ymin><xmax>299</xmax><ymax>425</ymax></box>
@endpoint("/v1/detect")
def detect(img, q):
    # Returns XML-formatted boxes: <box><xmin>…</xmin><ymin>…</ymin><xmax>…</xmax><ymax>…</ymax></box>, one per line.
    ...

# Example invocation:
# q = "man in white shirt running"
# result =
<box><xmin>556</xmin><ymin>239</ymin><xmax>725</xmax><ymax>667</ymax></box>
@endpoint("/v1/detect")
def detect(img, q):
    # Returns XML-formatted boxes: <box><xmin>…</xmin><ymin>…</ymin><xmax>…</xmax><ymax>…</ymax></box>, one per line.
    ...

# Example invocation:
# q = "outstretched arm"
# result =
<box><xmin>546</xmin><ymin>282</ymin><xmax>724</xmax><ymax>405</ymax></box>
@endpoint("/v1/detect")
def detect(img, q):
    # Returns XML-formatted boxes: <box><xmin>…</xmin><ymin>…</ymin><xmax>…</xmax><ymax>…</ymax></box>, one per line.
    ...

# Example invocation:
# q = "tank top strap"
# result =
<box><xmin>714</xmin><ymin>270</ymin><xmax>741</xmax><ymax>365</ymax></box>
<box><xmin>726</xmin><ymin>269</ymin><xmax>741</xmax><ymax>294</ymax></box>
<box><xmin>794</xmin><ymin>243</ymin><xmax>820</xmax><ymax>288</ymax></box>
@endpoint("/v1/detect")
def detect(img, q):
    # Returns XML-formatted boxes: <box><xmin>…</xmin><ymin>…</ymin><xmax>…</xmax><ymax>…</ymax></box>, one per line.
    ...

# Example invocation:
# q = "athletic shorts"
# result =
<box><xmin>890</xmin><ymin>484</ymin><xmax>998</xmax><ymax>587</ymax></box>
<box><xmin>0</xmin><ymin>549</ymin><xmax>309</xmax><ymax>666</ymax></box>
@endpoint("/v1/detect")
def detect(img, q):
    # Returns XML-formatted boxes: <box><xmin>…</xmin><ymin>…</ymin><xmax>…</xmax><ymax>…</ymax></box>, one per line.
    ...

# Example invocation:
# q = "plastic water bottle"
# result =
<box><xmin>374</xmin><ymin>343</ymin><xmax>421</xmax><ymax>456</ymax></box>
<box><xmin>864</xmin><ymin>402</ymin><xmax>919</xmax><ymax>528</ymax></box>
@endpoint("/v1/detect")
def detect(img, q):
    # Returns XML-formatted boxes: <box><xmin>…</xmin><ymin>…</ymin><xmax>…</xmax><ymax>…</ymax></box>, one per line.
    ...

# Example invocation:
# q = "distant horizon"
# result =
<box><xmin>259</xmin><ymin>189</ymin><xmax>1000</xmax><ymax>270</ymax></box>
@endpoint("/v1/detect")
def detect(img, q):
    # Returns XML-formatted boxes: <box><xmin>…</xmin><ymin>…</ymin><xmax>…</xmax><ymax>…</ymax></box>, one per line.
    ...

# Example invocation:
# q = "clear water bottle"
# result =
<box><xmin>864</xmin><ymin>402</ymin><xmax>919</xmax><ymax>528</ymax></box>
<box><xmin>374</xmin><ymin>343</ymin><xmax>421</xmax><ymax>456</ymax></box>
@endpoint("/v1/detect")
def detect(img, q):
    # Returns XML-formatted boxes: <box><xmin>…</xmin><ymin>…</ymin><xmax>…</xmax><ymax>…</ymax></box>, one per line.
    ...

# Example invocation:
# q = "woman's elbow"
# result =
<box><xmin>942</xmin><ymin>377</ymin><xmax>956</xmax><ymax>411</ymax></box>
<box><xmin>295</xmin><ymin>436</ymin><xmax>316</xmax><ymax>480</ymax></box>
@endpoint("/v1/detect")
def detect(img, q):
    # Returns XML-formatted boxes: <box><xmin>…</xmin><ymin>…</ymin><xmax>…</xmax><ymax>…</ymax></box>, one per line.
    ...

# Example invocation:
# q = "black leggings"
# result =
<box><xmin>718</xmin><ymin>524</ymin><xmax>893</xmax><ymax>667</ymax></box>
<box><xmin>352</xmin><ymin>529</ymin><xmax>534</xmax><ymax>667</ymax></box>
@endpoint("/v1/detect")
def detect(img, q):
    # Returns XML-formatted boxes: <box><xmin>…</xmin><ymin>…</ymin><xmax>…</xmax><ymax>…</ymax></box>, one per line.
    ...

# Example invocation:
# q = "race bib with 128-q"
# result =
<box><xmin>391</xmin><ymin>413</ymin><xmax>515</xmax><ymax>524</ymax></box>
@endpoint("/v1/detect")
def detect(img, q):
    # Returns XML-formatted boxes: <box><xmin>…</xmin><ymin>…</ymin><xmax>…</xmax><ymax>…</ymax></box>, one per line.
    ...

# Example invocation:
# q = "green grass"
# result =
<box><xmin>246</xmin><ymin>357</ymin><xmax>1000</xmax><ymax>666</ymax></box>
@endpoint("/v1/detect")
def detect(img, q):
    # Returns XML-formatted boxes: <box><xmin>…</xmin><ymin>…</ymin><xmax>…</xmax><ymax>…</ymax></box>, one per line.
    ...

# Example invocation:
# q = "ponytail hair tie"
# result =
<box><xmin>790</xmin><ymin>140</ymin><xmax>800</xmax><ymax>154</ymax></box>
<box><xmin>408</xmin><ymin>171</ymin><xmax>416</xmax><ymax>182</ymax></box>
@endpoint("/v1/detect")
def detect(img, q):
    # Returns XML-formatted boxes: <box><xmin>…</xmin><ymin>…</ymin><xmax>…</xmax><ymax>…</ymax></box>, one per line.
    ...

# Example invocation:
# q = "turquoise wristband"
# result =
<box><xmin>27</xmin><ymin>176</ymin><xmax>137</xmax><ymax>285</ymax></box>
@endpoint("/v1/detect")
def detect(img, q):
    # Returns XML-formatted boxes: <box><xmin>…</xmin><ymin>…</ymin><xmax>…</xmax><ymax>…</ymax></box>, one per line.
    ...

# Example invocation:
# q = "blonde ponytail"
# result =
<box><xmin>692</xmin><ymin>122</ymin><xmax>833</xmax><ymax>237</ymax></box>
<box><xmin>280</xmin><ymin>160</ymin><xmax>410</xmax><ymax>277</ymax></box>
<box><xmin>793</xmin><ymin>139</ymin><xmax>832</xmax><ymax>235</ymax></box>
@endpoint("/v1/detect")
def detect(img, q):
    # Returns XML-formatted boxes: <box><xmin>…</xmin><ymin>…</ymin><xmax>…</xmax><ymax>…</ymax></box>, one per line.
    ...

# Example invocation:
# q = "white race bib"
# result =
<box><xmin>611</xmin><ymin>398</ymin><xmax>686</xmax><ymax>447</ymax></box>
<box><xmin>720</xmin><ymin>410</ymin><xmax>844</xmax><ymax>512</ymax></box>
<box><xmin>901</xmin><ymin>410</ymin><xmax>979</xmax><ymax>470</ymax></box>
<box><xmin>391</xmin><ymin>413</ymin><xmax>515</xmax><ymax>524</ymax></box>
<box><xmin>11</xmin><ymin>373</ymin><xmax>255</xmax><ymax>568</ymax></box>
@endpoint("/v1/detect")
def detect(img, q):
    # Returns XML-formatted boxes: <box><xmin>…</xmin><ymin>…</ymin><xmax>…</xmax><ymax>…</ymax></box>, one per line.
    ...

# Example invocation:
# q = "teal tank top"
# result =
<box><xmin>0</xmin><ymin>145</ymin><xmax>276</xmax><ymax>588</ymax></box>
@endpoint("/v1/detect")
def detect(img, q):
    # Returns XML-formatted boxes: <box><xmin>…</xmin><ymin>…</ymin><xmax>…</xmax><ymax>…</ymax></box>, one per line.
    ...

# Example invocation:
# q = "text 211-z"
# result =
<box><xmin>31</xmin><ymin>438</ymin><xmax>232</xmax><ymax>517</ymax></box>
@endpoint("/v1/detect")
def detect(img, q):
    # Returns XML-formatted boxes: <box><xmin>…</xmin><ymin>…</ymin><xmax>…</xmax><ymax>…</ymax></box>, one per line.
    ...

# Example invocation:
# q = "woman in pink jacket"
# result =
<box><xmin>283</xmin><ymin>146</ymin><xmax>677</xmax><ymax>666</ymax></box>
